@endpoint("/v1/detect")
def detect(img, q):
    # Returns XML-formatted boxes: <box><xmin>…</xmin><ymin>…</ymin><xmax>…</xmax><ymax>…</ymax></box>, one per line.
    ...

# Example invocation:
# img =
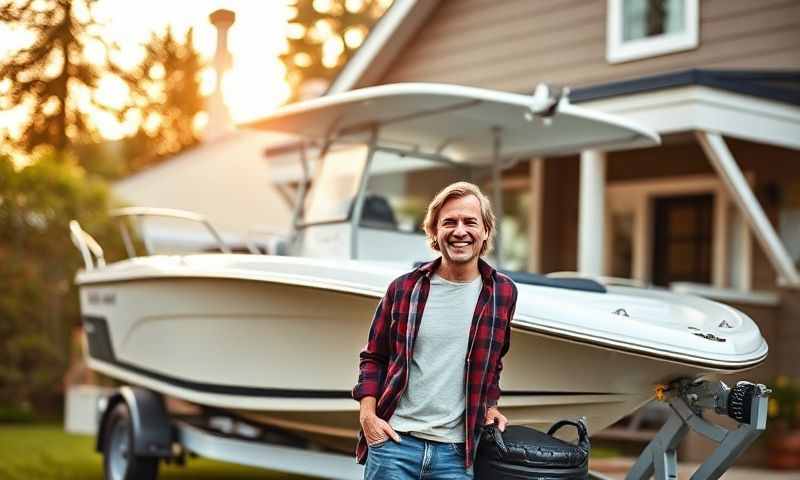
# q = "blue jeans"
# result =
<box><xmin>364</xmin><ymin>433</ymin><xmax>473</xmax><ymax>479</ymax></box>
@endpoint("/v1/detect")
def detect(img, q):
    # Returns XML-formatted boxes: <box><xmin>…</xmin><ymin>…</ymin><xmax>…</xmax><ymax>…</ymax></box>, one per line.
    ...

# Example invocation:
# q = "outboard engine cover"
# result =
<box><xmin>475</xmin><ymin>420</ymin><xmax>590</xmax><ymax>479</ymax></box>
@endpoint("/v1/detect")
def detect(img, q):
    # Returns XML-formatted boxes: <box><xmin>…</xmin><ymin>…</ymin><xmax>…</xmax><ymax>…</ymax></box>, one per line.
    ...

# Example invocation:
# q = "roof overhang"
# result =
<box><xmin>578</xmin><ymin>85</ymin><xmax>800</xmax><ymax>150</ymax></box>
<box><xmin>327</xmin><ymin>0</ymin><xmax>441</xmax><ymax>94</ymax></box>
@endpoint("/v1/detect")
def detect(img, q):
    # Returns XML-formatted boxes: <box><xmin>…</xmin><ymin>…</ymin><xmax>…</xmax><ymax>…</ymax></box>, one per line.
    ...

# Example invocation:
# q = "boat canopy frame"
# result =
<box><xmin>283</xmin><ymin>129</ymin><xmax>513</xmax><ymax>263</ymax></box>
<box><xmin>251</xmin><ymin>83</ymin><xmax>661</xmax><ymax>265</ymax></box>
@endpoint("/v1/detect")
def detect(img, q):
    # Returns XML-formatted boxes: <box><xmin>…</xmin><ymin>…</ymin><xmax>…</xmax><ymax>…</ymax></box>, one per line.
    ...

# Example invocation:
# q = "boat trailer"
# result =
<box><xmin>95</xmin><ymin>378</ymin><xmax>769</xmax><ymax>480</ymax></box>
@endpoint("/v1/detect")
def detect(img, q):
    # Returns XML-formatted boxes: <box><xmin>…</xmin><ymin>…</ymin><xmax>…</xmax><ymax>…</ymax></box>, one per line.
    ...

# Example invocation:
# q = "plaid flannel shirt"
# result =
<box><xmin>352</xmin><ymin>257</ymin><xmax>518</xmax><ymax>468</ymax></box>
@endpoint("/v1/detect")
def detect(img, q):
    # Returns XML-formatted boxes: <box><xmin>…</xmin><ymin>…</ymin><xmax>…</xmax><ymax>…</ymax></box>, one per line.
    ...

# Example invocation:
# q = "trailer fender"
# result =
<box><xmin>96</xmin><ymin>386</ymin><xmax>173</xmax><ymax>458</ymax></box>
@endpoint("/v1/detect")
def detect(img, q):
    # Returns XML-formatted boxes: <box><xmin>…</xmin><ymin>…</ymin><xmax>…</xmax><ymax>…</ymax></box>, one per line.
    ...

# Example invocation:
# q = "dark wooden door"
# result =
<box><xmin>652</xmin><ymin>194</ymin><xmax>714</xmax><ymax>287</ymax></box>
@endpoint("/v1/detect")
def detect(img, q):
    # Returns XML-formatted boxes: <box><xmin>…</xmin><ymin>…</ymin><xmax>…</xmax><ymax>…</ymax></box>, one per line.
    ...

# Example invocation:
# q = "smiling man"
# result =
<box><xmin>352</xmin><ymin>182</ymin><xmax>518</xmax><ymax>479</ymax></box>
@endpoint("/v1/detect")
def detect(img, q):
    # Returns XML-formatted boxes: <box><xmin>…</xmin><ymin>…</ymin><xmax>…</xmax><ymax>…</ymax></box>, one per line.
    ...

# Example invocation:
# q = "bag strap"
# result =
<box><xmin>483</xmin><ymin>425</ymin><xmax>508</xmax><ymax>455</ymax></box>
<box><xmin>546</xmin><ymin>418</ymin><xmax>590</xmax><ymax>451</ymax></box>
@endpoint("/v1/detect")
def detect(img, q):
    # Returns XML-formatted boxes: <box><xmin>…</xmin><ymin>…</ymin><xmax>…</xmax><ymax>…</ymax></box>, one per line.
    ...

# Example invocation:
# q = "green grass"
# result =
<box><xmin>0</xmin><ymin>424</ymin><xmax>313</xmax><ymax>480</ymax></box>
<box><xmin>0</xmin><ymin>423</ymin><xmax>622</xmax><ymax>479</ymax></box>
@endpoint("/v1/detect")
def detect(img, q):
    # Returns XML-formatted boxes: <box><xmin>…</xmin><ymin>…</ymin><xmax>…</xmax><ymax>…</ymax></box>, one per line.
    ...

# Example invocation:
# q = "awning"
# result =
<box><xmin>243</xmin><ymin>83</ymin><xmax>660</xmax><ymax>164</ymax></box>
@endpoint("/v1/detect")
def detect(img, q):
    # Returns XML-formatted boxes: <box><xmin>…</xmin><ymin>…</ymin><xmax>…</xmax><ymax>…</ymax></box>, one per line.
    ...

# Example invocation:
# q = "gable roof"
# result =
<box><xmin>326</xmin><ymin>0</ymin><xmax>440</xmax><ymax>94</ymax></box>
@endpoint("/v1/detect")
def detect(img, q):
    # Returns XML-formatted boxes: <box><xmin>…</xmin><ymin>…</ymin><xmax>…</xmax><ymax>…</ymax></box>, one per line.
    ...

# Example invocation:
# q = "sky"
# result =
<box><xmin>0</xmin><ymin>0</ymin><xmax>294</xmax><ymax>140</ymax></box>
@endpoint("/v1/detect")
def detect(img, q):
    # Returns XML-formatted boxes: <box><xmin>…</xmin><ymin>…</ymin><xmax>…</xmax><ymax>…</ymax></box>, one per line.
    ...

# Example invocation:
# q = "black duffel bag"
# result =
<box><xmin>475</xmin><ymin>419</ymin><xmax>590</xmax><ymax>479</ymax></box>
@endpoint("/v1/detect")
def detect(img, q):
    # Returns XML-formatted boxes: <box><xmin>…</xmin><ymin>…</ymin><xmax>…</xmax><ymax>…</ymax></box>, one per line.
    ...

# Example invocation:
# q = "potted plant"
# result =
<box><xmin>767</xmin><ymin>376</ymin><xmax>800</xmax><ymax>469</ymax></box>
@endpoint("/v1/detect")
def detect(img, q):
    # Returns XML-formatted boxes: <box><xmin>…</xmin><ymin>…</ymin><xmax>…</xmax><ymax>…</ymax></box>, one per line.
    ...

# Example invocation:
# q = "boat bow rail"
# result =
<box><xmin>70</xmin><ymin>220</ymin><xmax>106</xmax><ymax>271</ymax></box>
<box><xmin>110</xmin><ymin>207</ymin><xmax>232</xmax><ymax>256</ymax></box>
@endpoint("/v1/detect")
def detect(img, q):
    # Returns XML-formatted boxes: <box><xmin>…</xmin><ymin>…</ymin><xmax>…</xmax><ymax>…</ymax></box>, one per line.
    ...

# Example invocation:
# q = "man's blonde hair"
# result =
<box><xmin>422</xmin><ymin>181</ymin><xmax>496</xmax><ymax>256</ymax></box>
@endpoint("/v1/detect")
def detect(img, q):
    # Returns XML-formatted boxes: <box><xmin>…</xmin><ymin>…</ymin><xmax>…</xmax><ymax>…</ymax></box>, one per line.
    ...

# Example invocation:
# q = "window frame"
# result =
<box><xmin>604</xmin><ymin>173</ymin><xmax>754</xmax><ymax>291</ymax></box>
<box><xmin>606</xmin><ymin>0</ymin><xmax>699</xmax><ymax>64</ymax></box>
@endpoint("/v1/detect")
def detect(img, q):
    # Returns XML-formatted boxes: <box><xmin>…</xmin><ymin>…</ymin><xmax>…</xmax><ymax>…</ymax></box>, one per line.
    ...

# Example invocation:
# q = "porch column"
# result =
<box><xmin>578</xmin><ymin>150</ymin><xmax>606</xmax><ymax>276</ymax></box>
<box><xmin>527</xmin><ymin>158</ymin><xmax>544</xmax><ymax>273</ymax></box>
<box><xmin>696</xmin><ymin>131</ymin><xmax>800</xmax><ymax>287</ymax></box>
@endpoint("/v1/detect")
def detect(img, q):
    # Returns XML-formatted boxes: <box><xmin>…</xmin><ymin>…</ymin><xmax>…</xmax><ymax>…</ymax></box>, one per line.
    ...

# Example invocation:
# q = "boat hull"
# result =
<box><xmin>79</xmin><ymin>275</ymin><xmax>731</xmax><ymax>447</ymax></box>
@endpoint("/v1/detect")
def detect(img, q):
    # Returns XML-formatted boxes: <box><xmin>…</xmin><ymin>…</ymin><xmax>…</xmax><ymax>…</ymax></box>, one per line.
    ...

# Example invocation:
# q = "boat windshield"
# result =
<box><xmin>303</xmin><ymin>143</ymin><xmax>369</xmax><ymax>225</ymax></box>
<box><xmin>361</xmin><ymin>149</ymin><xmax>471</xmax><ymax>233</ymax></box>
<box><xmin>302</xmin><ymin>144</ymin><xmax>471</xmax><ymax>230</ymax></box>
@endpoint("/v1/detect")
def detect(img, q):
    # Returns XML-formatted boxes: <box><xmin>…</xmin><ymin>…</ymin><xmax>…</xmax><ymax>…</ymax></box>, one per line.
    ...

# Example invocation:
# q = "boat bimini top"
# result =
<box><xmin>243</xmin><ymin>82</ymin><xmax>661</xmax><ymax>265</ymax></box>
<box><xmin>244</xmin><ymin>82</ymin><xmax>660</xmax><ymax>163</ymax></box>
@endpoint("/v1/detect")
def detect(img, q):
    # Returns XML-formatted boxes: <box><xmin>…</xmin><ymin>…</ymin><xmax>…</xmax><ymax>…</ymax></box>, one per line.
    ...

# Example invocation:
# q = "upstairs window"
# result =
<box><xmin>607</xmin><ymin>0</ymin><xmax>699</xmax><ymax>63</ymax></box>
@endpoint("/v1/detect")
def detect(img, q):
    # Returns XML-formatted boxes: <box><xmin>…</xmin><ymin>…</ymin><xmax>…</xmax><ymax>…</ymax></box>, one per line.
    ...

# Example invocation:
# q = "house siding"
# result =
<box><xmin>380</xmin><ymin>0</ymin><xmax>800</xmax><ymax>92</ymax></box>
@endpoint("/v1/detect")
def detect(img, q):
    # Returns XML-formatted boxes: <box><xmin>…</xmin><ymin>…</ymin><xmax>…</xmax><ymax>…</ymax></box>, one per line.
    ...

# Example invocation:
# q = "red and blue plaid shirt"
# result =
<box><xmin>352</xmin><ymin>257</ymin><xmax>518</xmax><ymax>468</ymax></box>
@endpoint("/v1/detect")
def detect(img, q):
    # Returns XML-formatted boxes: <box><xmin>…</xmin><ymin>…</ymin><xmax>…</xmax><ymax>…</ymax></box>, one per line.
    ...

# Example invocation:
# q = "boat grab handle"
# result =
<box><xmin>69</xmin><ymin>220</ymin><xmax>106</xmax><ymax>271</ymax></box>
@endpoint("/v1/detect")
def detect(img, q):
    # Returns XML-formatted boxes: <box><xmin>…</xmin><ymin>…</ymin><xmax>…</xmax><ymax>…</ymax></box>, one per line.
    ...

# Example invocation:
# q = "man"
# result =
<box><xmin>352</xmin><ymin>181</ymin><xmax>518</xmax><ymax>479</ymax></box>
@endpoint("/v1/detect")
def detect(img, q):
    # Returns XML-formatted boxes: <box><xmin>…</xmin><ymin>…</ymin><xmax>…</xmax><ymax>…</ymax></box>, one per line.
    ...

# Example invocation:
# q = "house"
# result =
<box><xmin>111</xmin><ymin>9</ymin><xmax>296</xmax><ymax>252</ymax></box>
<box><xmin>297</xmin><ymin>0</ymin><xmax>800</xmax><ymax>461</ymax></box>
<box><xmin>112</xmin><ymin>130</ymin><xmax>294</xmax><ymax>251</ymax></box>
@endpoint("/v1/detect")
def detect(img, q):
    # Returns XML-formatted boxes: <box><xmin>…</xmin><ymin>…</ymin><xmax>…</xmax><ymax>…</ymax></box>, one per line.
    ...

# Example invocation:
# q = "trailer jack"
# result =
<box><xmin>626</xmin><ymin>379</ymin><xmax>770</xmax><ymax>480</ymax></box>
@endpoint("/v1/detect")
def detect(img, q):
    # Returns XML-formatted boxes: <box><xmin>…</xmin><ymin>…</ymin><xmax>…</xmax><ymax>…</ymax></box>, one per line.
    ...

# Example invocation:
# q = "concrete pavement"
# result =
<box><xmin>590</xmin><ymin>458</ymin><xmax>800</xmax><ymax>479</ymax></box>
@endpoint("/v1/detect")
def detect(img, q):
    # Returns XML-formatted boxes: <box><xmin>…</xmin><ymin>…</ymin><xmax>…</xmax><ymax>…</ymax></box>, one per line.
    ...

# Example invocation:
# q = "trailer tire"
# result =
<box><xmin>102</xmin><ymin>402</ymin><xmax>159</xmax><ymax>480</ymax></box>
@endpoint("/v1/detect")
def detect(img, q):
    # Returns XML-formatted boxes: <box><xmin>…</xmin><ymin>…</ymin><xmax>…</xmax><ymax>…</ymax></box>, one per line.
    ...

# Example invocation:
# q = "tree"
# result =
<box><xmin>0</xmin><ymin>150</ymin><xmax>121</xmax><ymax>414</ymax></box>
<box><xmin>281</xmin><ymin>0</ymin><xmax>392</xmax><ymax>102</ymax></box>
<box><xmin>0</xmin><ymin>1</ymin><xmax>205</xmax><ymax>174</ymax></box>
<box><xmin>0</xmin><ymin>0</ymin><xmax>110</xmax><ymax>154</ymax></box>
<box><xmin>122</xmin><ymin>27</ymin><xmax>205</xmax><ymax>170</ymax></box>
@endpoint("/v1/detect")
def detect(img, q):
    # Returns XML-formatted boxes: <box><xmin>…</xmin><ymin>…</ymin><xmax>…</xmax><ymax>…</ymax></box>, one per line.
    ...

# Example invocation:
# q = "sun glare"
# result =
<box><xmin>0</xmin><ymin>0</ymin><xmax>293</xmax><ymax>141</ymax></box>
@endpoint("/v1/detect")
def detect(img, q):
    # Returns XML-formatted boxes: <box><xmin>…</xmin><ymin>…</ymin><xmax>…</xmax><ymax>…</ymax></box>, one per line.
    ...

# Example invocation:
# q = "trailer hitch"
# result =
<box><xmin>626</xmin><ymin>378</ymin><xmax>770</xmax><ymax>480</ymax></box>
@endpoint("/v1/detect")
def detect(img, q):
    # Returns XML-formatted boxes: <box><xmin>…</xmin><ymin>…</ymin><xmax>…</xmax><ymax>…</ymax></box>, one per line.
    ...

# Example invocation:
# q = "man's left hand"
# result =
<box><xmin>484</xmin><ymin>406</ymin><xmax>508</xmax><ymax>431</ymax></box>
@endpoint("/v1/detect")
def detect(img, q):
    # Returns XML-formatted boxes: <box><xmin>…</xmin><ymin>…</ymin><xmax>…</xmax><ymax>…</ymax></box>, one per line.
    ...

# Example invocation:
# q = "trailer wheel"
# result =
<box><xmin>102</xmin><ymin>402</ymin><xmax>159</xmax><ymax>480</ymax></box>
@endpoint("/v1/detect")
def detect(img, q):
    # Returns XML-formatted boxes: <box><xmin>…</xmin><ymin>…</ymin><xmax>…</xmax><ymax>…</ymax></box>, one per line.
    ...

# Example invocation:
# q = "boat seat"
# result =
<box><xmin>358</xmin><ymin>194</ymin><xmax>398</xmax><ymax>230</ymax></box>
<box><xmin>501</xmin><ymin>270</ymin><xmax>606</xmax><ymax>293</ymax></box>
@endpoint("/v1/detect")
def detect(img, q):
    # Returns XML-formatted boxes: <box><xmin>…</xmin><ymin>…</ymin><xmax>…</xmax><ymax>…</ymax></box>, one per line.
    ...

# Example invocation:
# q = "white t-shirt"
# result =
<box><xmin>389</xmin><ymin>273</ymin><xmax>482</xmax><ymax>443</ymax></box>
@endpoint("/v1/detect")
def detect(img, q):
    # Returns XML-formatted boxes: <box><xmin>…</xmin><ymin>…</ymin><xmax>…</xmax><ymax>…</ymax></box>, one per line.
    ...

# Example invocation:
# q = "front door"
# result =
<box><xmin>652</xmin><ymin>194</ymin><xmax>713</xmax><ymax>287</ymax></box>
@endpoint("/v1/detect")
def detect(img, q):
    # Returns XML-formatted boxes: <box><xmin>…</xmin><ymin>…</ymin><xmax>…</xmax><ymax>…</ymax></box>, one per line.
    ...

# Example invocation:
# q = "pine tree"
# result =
<box><xmin>132</xmin><ymin>27</ymin><xmax>205</xmax><ymax>163</ymax></box>
<box><xmin>82</xmin><ymin>27</ymin><xmax>206</xmax><ymax>175</ymax></box>
<box><xmin>0</xmin><ymin>0</ymin><xmax>110</xmax><ymax>154</ymax></box>
<box><xmin>282</xmin><ymin>0</ymin><xmax>392</xmax><ymax>102</ymax></box>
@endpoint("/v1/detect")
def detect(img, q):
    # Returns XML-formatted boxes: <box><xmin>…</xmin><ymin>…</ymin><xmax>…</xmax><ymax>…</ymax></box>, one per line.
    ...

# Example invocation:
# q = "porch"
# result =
<box><xmin>502</xmin><ymin>70</ymin><xmax>800</xmax><ymax>463</ymax></box>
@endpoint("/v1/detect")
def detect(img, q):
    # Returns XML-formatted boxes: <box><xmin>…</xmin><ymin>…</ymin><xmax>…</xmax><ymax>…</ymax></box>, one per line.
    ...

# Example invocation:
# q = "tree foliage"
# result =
<box><xmin>0</xmin><ymin>0</ymin><xmax>206</xmax><ymax>175</ymax></box>
<box><xmin>282</xmin><ymin>0</ymin><xmax>392</xmax><ymax>101</ymax></box>
<box><xmin>0</xmin><ymin>0</ymin><xmax>109</xmax><ymax>153</ymax></box>
<box><xmin>121</xmin><ymin>27</ymin><xmax>205</xmax><ymax>171</ymax></box>
<box><xmin>0</xmin><ymin>151</ymin><xmax>122</xmax><ymax>413</ymax></box>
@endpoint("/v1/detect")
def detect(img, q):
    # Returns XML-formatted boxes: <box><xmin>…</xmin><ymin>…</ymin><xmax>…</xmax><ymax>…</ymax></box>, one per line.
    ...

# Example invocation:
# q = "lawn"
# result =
<box><xmin>0</xmin><ymin>423</ymin><xmax>621</xmax><ymax>479</ymax></box>
<box><xmin>0</xmin><ymin>424</ymin><xmax>313</xmax><ymax>480</ymax></box>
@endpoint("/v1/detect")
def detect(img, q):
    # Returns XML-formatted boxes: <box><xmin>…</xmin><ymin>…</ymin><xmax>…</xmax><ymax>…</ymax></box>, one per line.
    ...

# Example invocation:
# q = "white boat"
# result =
<box><xmin>72</xmin><ymin>83</ymin><xmax>767</xmax><ymax>451</ymax></box>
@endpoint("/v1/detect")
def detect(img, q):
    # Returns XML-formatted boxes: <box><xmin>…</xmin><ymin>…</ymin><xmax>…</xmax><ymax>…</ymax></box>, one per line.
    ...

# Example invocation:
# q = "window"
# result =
<box><xmin>607</xmin><ymin>0</ymin><xmax>699</xmax><ymax>63</ymax></box>
<box><xmin>498</xmin><ymin>187</ymin><xmax>530</xmax><ymax>272</ymax></box>
<box><xmin>605</xmin><ymin>175</ymin><xmax>754</xmax><ymax>290</ymax></box>
<box><xmin>651</xmin><ymin>194</ymin><xmax>713</xmax><ymax>286</ymax></box>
